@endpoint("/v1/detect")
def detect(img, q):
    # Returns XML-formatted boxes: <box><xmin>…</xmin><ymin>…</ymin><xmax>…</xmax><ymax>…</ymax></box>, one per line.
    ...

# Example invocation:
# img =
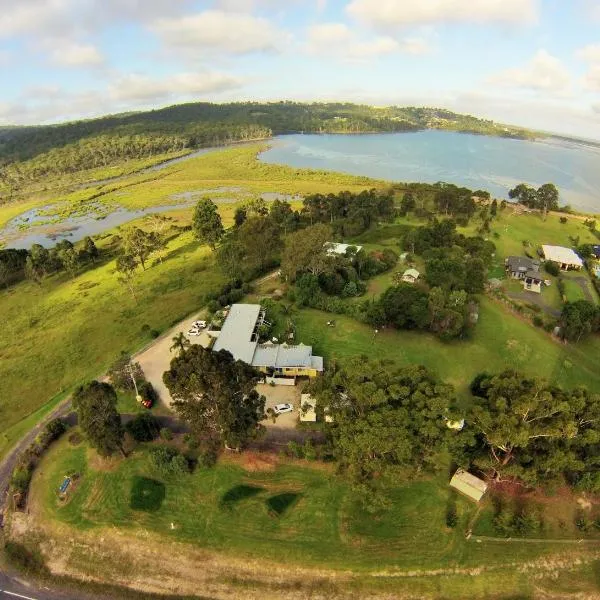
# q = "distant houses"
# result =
<box><xmin>542</xmin><ymin>245</ymin><xmax>583</xmax><ymax>271</ymax></box>
<box><xmin>505</xmin><ymin>256</ymin><xmax>544</xmax><ymax>294</ymax></box>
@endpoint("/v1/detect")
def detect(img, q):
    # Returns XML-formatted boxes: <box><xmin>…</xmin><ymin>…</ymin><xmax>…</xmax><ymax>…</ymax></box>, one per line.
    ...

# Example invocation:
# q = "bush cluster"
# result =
<box><xmin>149</xmin><ymin>446</ymin><xmax>189</xmax><ymax>477</ymax></box>
<box><xmin>10</xmin><ymin>418</ymin><xmax>68</xmax><ymax>507</ymax></box>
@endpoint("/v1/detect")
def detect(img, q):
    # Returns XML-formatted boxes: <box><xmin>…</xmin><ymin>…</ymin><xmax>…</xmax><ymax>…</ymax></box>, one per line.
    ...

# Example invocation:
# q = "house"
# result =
<box><xmin>449</xmin><ymin>469</ymin><xmax>488</xmax><ymax>503</ymax></box>
<box><xmin>325</xmin><ymin>242</ymin><xmax>363</xmax><ymax>256</ymax></box>
<box><xmin>505</xmin><ymin>256</ymin><xmax>540</xmax><ymax>280</ymax></box>
<box><xmin>542</xmin><ymin>245</ymin><xmax>583</xmax><ymax>270</ymax></box>
<box><xmin>401</xmin><ymin>268</ymin><xmax>420</xmax><ymax>284</ymax></box>
<box><xmin>505</xmin><ymin>256</ymin><xmax>543</xmax><ymax>293</ymax></box>
<box><xmin>212</xmin><ymin>304</ymin><xmax>323</xmax><ymax>379</ymax></box>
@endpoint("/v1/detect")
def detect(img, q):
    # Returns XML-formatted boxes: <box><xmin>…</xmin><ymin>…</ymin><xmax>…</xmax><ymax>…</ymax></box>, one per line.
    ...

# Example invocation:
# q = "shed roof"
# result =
<box><xmin>326</xmin><ymin>242</ymin><xmax>363</xmax><ymax>256</ymax></box>
<box><xmin>212</xmin><ymin>304</ymin><xmax>260</xmax><ymax>363</ymax></box>
<box><xmin>542</xmin><ymin>245</ymin><xmax>583</xmax><ymax>267</ymax></box>
<box><xmin>403</xmin><ymin>268</ymin><xmax>420</xmax><ymax>279</ymax></box>
<box><xmin>449</xmin><ymin>469</ymin><xmax>488</xmax><ymax>503</ymax></box>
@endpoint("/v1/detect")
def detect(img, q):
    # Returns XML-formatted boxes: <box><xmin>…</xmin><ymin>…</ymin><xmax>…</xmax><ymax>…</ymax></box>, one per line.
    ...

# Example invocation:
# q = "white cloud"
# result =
<box><xmin>0</xmin><ymin>49</ymin><xmax>11</xmax><ymax>65</ymax></box>
<box><xmin>306</xmin><ymin>22</ymin><xmax>431</xmax><ymax>61</ymax></box>
<box><xmin>584</xmin><ymin>65</ymin><xmax>600</xmax><ymax>91</ymax></box>
<box><xmin>488</xmin><ymin>50</ymin><xmax>571</xmax><ymax>92</ymax></box>
<box><xmin>44</xmin><ymin>40</ymin><xmax>105</xmax><ymax>67</ymax></box>
<box><xmin>576</xmin><ymin>43</ymin><xmax>600</xmax><ymax>63</ymax></box>
<box><xmin>0</xmin><ymin>70</ymin><xmax>245</xmax><ymax>125</ymax></box>
<box><xmin>152</xmin><ymin>10</ymin><xmax>288</xmax><ymax>56</ymax></box>
<box><xmin>0</xmin><ymin>0</ymin><xmax>189</xmax><ymax>38</ymax></box>
<box><xmin>346</xmin><ymin>0</ymin><xmax>539</xmax><ymax>30</ymax></box>
<box><xmin>109</xmin><ymin>72</ymin><xmax>244</xmax><ymax>102</ymax></box>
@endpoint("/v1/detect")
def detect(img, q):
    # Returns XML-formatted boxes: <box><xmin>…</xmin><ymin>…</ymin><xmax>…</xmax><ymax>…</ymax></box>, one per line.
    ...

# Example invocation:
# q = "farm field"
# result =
<box><xmin>19</xmin><ymin>434</ymin><xmax>600</xmax><ymax>599</ymax></box>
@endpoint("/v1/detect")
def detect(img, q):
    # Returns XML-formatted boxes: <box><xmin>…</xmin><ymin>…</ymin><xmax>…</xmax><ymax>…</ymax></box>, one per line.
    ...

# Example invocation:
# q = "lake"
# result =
<box><xmin>259</xmin><ymin>131</ymin><xmax>600</xmax><ymax>214</ymax></box>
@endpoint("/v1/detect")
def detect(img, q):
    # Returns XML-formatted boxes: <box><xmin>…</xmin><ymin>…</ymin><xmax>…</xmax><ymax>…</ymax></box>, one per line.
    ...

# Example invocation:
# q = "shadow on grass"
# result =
<box><xmin>130</xmin><ymin>476</ymin><xmax>166</xmax><ymax>512</ymax></box>
<box><xmin>266</xmin><ymin>492</ymin><xmax>302</xmax><ymax>517</ymax></box>
<box><xmin>220</xmin><ymin>484</ymin><xmax>264</xmax><ymax>509</ymax></box>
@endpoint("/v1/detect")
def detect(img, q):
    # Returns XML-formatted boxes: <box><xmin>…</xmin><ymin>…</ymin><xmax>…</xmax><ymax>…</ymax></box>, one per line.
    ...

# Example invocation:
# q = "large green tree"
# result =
<box><xmin>281</xmin><ymin>223</ymin><xmax>332</xmax><ymax>281</ymax></box>
<box><xmin>163</xmin><ymin>345</ymin><xmax>265</xmax><ymax>450</ymax></box>
<box><xmin>470</xmin><ymin>371</ymin><xmax>600</xmax><ymax>484</ymax></box>
<box><xmin>73</xmin><ymin>381</ymin><xmax>125</xmax><ymax>457</ymax></box>
<box><xmin>309</xmin><ymin>358</ymin><xmax>469</xmax><ymax>503</ymax></box>
<box><xmin>192</xmin><ymin>197</ymin><xmax>224</xmax><ymax>250</ymax></box>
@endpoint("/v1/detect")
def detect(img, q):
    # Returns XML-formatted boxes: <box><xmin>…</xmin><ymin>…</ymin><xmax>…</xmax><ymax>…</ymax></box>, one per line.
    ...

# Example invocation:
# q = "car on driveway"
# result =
<box><xmin>192</xmin><ymin>320</ymin><xmax>207</xmax><ymax>329</ymax></box>
<box><xmin>273</xmin><ymin>403</ymin><xmax>293</xmax><ymax>415</ymax></box>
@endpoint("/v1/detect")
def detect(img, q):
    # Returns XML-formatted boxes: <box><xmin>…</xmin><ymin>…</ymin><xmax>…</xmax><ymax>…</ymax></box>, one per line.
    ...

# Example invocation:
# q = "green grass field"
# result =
<box><xmin>290</xmin><ymin>299</ymin><xmax>600</xmax><ymax>399</ymax></box>
<box><xmin>34</xmin><ymin>436</ymin><xmax>586</xmax><ymax>572</ymax></box>
<box><xmin>24</xmin><ymin>435</ymin><xmax>600</xmax><ymax>598</ymax></box>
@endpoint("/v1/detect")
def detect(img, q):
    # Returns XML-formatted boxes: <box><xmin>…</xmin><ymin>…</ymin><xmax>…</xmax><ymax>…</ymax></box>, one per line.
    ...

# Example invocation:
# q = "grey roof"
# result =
<box><xmin>505</xmin><ymin>256</ymin><xmax>540</xmax><ymax>273</ymax></box>
<box><xmin>213</xmin><ymin>304</ymin><xmax>260</xmax><ymax>363</ymax></box>
<box><xmin>252</xmin><ymin>342</ymin><xmax>323</xmax><ymax>370</ymax></box>
<box><xmin>524</xmin><ymin>270</ymin><xmax>543</xmax><ymax>281</ymax></box>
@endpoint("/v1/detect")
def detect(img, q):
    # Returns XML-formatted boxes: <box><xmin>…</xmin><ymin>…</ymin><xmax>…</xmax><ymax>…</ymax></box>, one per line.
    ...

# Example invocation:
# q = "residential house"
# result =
<box><xmin>505</xmin><ymin>256</ymin><xmax>544</xmax><ymax>293</ymax></box>
<box><xmin>449</xmin><ymin>469</ymin><xmax>488</xmax><ymax>503</ymax></box>
<box><xmin>401</xmin><ymin>268</ymin><xmax>420</xmax><ymax>284</ymax></box>
<box><xmin>212</xmin><ymin>304</ymin><xmax>324</xmax><ymax>379</ymax></box>
<box><xmin>542</xmin><ymin>245</ymin><xmax>583</xmax><ymax>270</ymax></box>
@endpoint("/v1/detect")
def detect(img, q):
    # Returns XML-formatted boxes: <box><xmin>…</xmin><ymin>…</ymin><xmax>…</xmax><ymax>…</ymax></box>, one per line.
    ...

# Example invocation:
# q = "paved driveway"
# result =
<box><xmin>257</xmin><ymin>383</ymin><xmax>302</xmax><ymax>429</ymax></box>
<box><xmin>135</xmin><ymin>311</ymin><xmax>210</xmax><ymax>407</ymax></box>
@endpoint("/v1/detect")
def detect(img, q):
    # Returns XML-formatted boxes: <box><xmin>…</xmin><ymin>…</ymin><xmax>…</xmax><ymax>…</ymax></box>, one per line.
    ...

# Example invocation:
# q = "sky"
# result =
<box><xmin>2</xmin><ymin>0</ymin><xmax>600</xmax><ymax>139</ymax></box>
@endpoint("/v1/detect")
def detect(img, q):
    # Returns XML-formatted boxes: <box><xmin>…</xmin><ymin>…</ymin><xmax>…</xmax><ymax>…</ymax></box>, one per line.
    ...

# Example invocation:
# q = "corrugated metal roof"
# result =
<box><xmin>213</xmin><ymin>304</ymin><xmax>260</xmax><ymax>364</ymax></box>
<box><xmin>449</xmin><ymin>469</ymin><xmax>488</xmax><ymax>503</ymax></box>
<box><xmin>542</xmin><ymin>245</ymin><xmax>583</xmax><ymax>267</ymax></box>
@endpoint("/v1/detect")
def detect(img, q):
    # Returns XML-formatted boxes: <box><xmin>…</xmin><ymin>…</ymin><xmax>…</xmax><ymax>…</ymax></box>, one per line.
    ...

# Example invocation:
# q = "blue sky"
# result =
<box><xmin>2</xmin><ymin>0</ymin><xmax>600</xmax><ymax>138</ymax></box>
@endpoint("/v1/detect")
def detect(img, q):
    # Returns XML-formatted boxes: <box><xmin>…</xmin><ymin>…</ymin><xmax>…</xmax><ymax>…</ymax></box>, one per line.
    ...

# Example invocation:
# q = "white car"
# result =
<box><xmin>273</xmin><ymin>403</ymin><xmax>293</xmax><ymax>415</ymax></box>
<box><xmin>187</xmin><ymin>328</ymin><xmax>203</xmax><ymax>336</ymax></box>
<box><xmin>192</xmin><ymin>320</ymin><xmax>207</xmax><ymax>329</ymax></box>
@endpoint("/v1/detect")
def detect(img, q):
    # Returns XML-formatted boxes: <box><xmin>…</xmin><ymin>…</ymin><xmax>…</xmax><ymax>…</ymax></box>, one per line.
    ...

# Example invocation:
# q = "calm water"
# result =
<box><xmin>260</xmin><ymin>131</ymin><xmax>600</xmax><ymax>213</ymax></box>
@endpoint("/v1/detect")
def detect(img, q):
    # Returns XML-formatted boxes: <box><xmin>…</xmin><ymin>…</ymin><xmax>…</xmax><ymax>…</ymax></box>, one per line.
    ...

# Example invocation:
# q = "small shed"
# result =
<box><xmin>401</xmin><ymin>268</ymin><xmax>420</xmax><ymax>284</ymax></box>
<box><xmin>449</xmin><ymin>469</ymin><xmax>488</xmax><ymax>503</ymax></box>
<box><xmin>299</xmin><ymin>393</ymin><xmax>317</xmax><ymax>422</ymax></box>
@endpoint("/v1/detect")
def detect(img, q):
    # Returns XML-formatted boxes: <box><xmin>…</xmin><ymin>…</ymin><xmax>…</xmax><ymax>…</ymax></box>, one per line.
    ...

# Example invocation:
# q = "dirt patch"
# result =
<box><xmin>226</xmin><ymin>451</ymin><xmax>280</xmax><ymax>473</ymax></box>
<box><xmin>87</xmin><ymin>448</ymin><xmax>123</xmax><ymax>472</ymax></box>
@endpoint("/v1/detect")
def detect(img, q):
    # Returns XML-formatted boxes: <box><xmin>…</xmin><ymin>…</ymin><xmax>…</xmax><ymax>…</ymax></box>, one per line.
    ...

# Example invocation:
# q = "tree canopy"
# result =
<box><xmin>163</xmin><ymin>345</ymin><xmax>266</xmax><ymax>450</ymax></box>
<box><xmin>192</xmin><ymin>197</ymin><xmax>224</xmax><ymax>250</ymax></box>
<box><xmin>72</xmin><ymin>381</ymin><xmax>125</xmax><ymax>457</ymax></box>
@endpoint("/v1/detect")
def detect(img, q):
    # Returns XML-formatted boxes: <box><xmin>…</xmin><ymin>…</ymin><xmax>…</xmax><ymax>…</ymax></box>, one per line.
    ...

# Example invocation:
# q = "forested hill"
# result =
<box><xmin>0</xmin><ymin>102</ymin><xmax>535</xmax><ymax>197</ymax></box>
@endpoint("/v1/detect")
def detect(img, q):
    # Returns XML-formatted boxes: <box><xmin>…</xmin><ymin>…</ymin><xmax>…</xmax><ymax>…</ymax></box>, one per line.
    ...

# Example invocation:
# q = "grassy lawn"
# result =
<box><xmin>289</xmin><ymin>299</ymin><xmax>600</xmax><ymax>399</ymax></box>
<box><xmin>32</xmin><ymin>435</ymin><xmax>586</xmax><ymax>575</ymax></box>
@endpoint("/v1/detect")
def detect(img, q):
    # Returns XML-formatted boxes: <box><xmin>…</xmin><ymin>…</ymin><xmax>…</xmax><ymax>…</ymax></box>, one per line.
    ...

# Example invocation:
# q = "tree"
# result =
<box><xmin>309</xmin><ymin>358</ymin><xmax>469</xmax><ymax>503</ymax></box>
<box><xmin>269</xmin><ymin>199</ymin><xmax>297</xmax><ymax>234</ymax></box>
<box><xmin>171</xmin><ymin>332</ymin><xmax>190</xmax><ymax>355</ymax></box>
<box><xmin>281</xmin><ymin>223</ymin><xmax>332</xmax><ymax>281</ymax></box>
<box><xmin>508</xmin><ymin>183</ymin><xmax>537</xmax><ymax>208</ymax></box>
<box><xmin>560</xmin><ymin>300</ymin><xmax>600</xmax><ymax>342</ymax></box>
<box><xmin>536</xmin><ymin>183</ymin><xmax>559</xmax><ymax>220</ymax></box>
<box><xmin>108</xmin><ymin>353</ymin><xmax>144</xmax><ymax>391</ymax></box>
<box><xmin>83</xmin><ymin>236</ymin><xmax>100</xmax><ymax>263</ymax></box>
<box><xmin>73</xmin><ymin>381</ymin><xmax>125</xmax><ymax>457</ymax></box>
<box><xmin>121</xmin><ymin>227</ymin><xmax>160</xmax><ymax>270</ymax></box>
<box><xmin>470</xmin><ymin>371</ymin><xmax>600</xmax><ymax>485</ymax></box>
<box><xmin>400</xmin><ymin>192</ymin><xmax>416</xmax><ymax>215</ymax></box>
<box><xmin>58</xmin><ymin>247</ymin><xmax>79</xmax><ymax>278</ymax></box>
<box><xmin>193</xmin><ymin>197</ymin><xmax>224</xmax><ymax>250</ymax></box>
<box><xmin>233</xmin><ymin>207</ymin><xmax>247</xmax><ymax>227</ymax></box>
<box><xmin>115</xmin><ymin>253</ymin><xmax>139</xmax><ymax>299</ymax></box>
<box><xmin>163</xmin><ymin>345</ymin><xmax>266</xmax><ymax>450</ymax></box>
<box><xmin>236</xmin><ymin>216</ymin><xmax>283</xmax><ymax>272</ymax></box>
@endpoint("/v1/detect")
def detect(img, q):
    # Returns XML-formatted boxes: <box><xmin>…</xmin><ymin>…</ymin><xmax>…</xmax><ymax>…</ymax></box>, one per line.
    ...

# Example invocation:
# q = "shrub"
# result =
<box><xmin>149</xmin><ymin>446</ymin><xmax>189</xmax><ymax>477</ymax></box>
<box><xmin>228</xmin><ymin>288</ymin><xmax>244</xmax><ymax>303</ymax></box>
<box><xmin>342</xmin><ymin>281</ymin><xmax>359</xmax><ymax>297</ymax></box>
<box><xmin>302</xmin><ymin>440</ymin><xmax>317</xmax><ymax>461</ymax></box>
<box><xmin>150</xmin><ymin>329</ymin><xmax>160</xmax><ymax>339</ymax></box>
<box><xmin>159</xmin><ymin>427</ymin><xmax>173</xmax><ymax>441</ymax></box>
<box><xmin>207</xmin><ymin>300</ymin><xmax>220</xmax><ymax>313</ymax></box>
<box><xmin>138</xmin><ymin>380</ymin><xmax>158</xmax><ymax>405</ymax></box>
<box><xmin>533</xmin><ymin>315</ymin><xmax>544</xmax><ymax>328</ymax></box>
<box><xmin>126</xmin><ymin>413</ymin><xmax>160</xmax><ymax>442</ymax></box>
<box><xmin>4</xmin><ymin>542</ymin><xmax>48</xmax><ymax>576</ymax></box>
<box><xmin>560</xmin><ymin>216</ymin><xmax>568</xmax><ymax>224</ymax></box>
<box><xmin>544</xmin><ymin>261</ymin><xmax>560</xmax><ymax>277</ymax></box>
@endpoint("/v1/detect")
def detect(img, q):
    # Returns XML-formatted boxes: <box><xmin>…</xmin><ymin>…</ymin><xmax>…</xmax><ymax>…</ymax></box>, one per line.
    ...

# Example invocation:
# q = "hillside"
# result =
<box><xmin>0</xmin><ymin>103</ymin><xmax>537</xmax><ymax>200</ymax></box>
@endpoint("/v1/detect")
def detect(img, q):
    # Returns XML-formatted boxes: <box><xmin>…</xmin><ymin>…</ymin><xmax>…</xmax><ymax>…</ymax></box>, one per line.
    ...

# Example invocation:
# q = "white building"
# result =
<box><xmin>325</xmin><ymin>242</ymin><xmax>363</xmax><ymax>256</ymax></box>
<box><xmin>542</xmin><ymin>245</ymin><xmax>583</xmax><ymax>270</ymax></box>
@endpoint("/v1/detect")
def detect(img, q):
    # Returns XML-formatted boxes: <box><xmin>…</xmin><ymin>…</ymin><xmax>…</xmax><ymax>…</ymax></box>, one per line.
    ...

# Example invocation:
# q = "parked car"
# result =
<box><xmin>188</xmin><ymin>328</ymin><xmax>203</xmax><ymax>336</ymax></box>
<box><xmin>273</xmin><ymin>403</ymin><xmax>293</xmax><ymax>415</ymax></box>
<box><xmin>192</xmin><ymin>320</ymin><xmax>207</xmax><ymax>329</ymax></box>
